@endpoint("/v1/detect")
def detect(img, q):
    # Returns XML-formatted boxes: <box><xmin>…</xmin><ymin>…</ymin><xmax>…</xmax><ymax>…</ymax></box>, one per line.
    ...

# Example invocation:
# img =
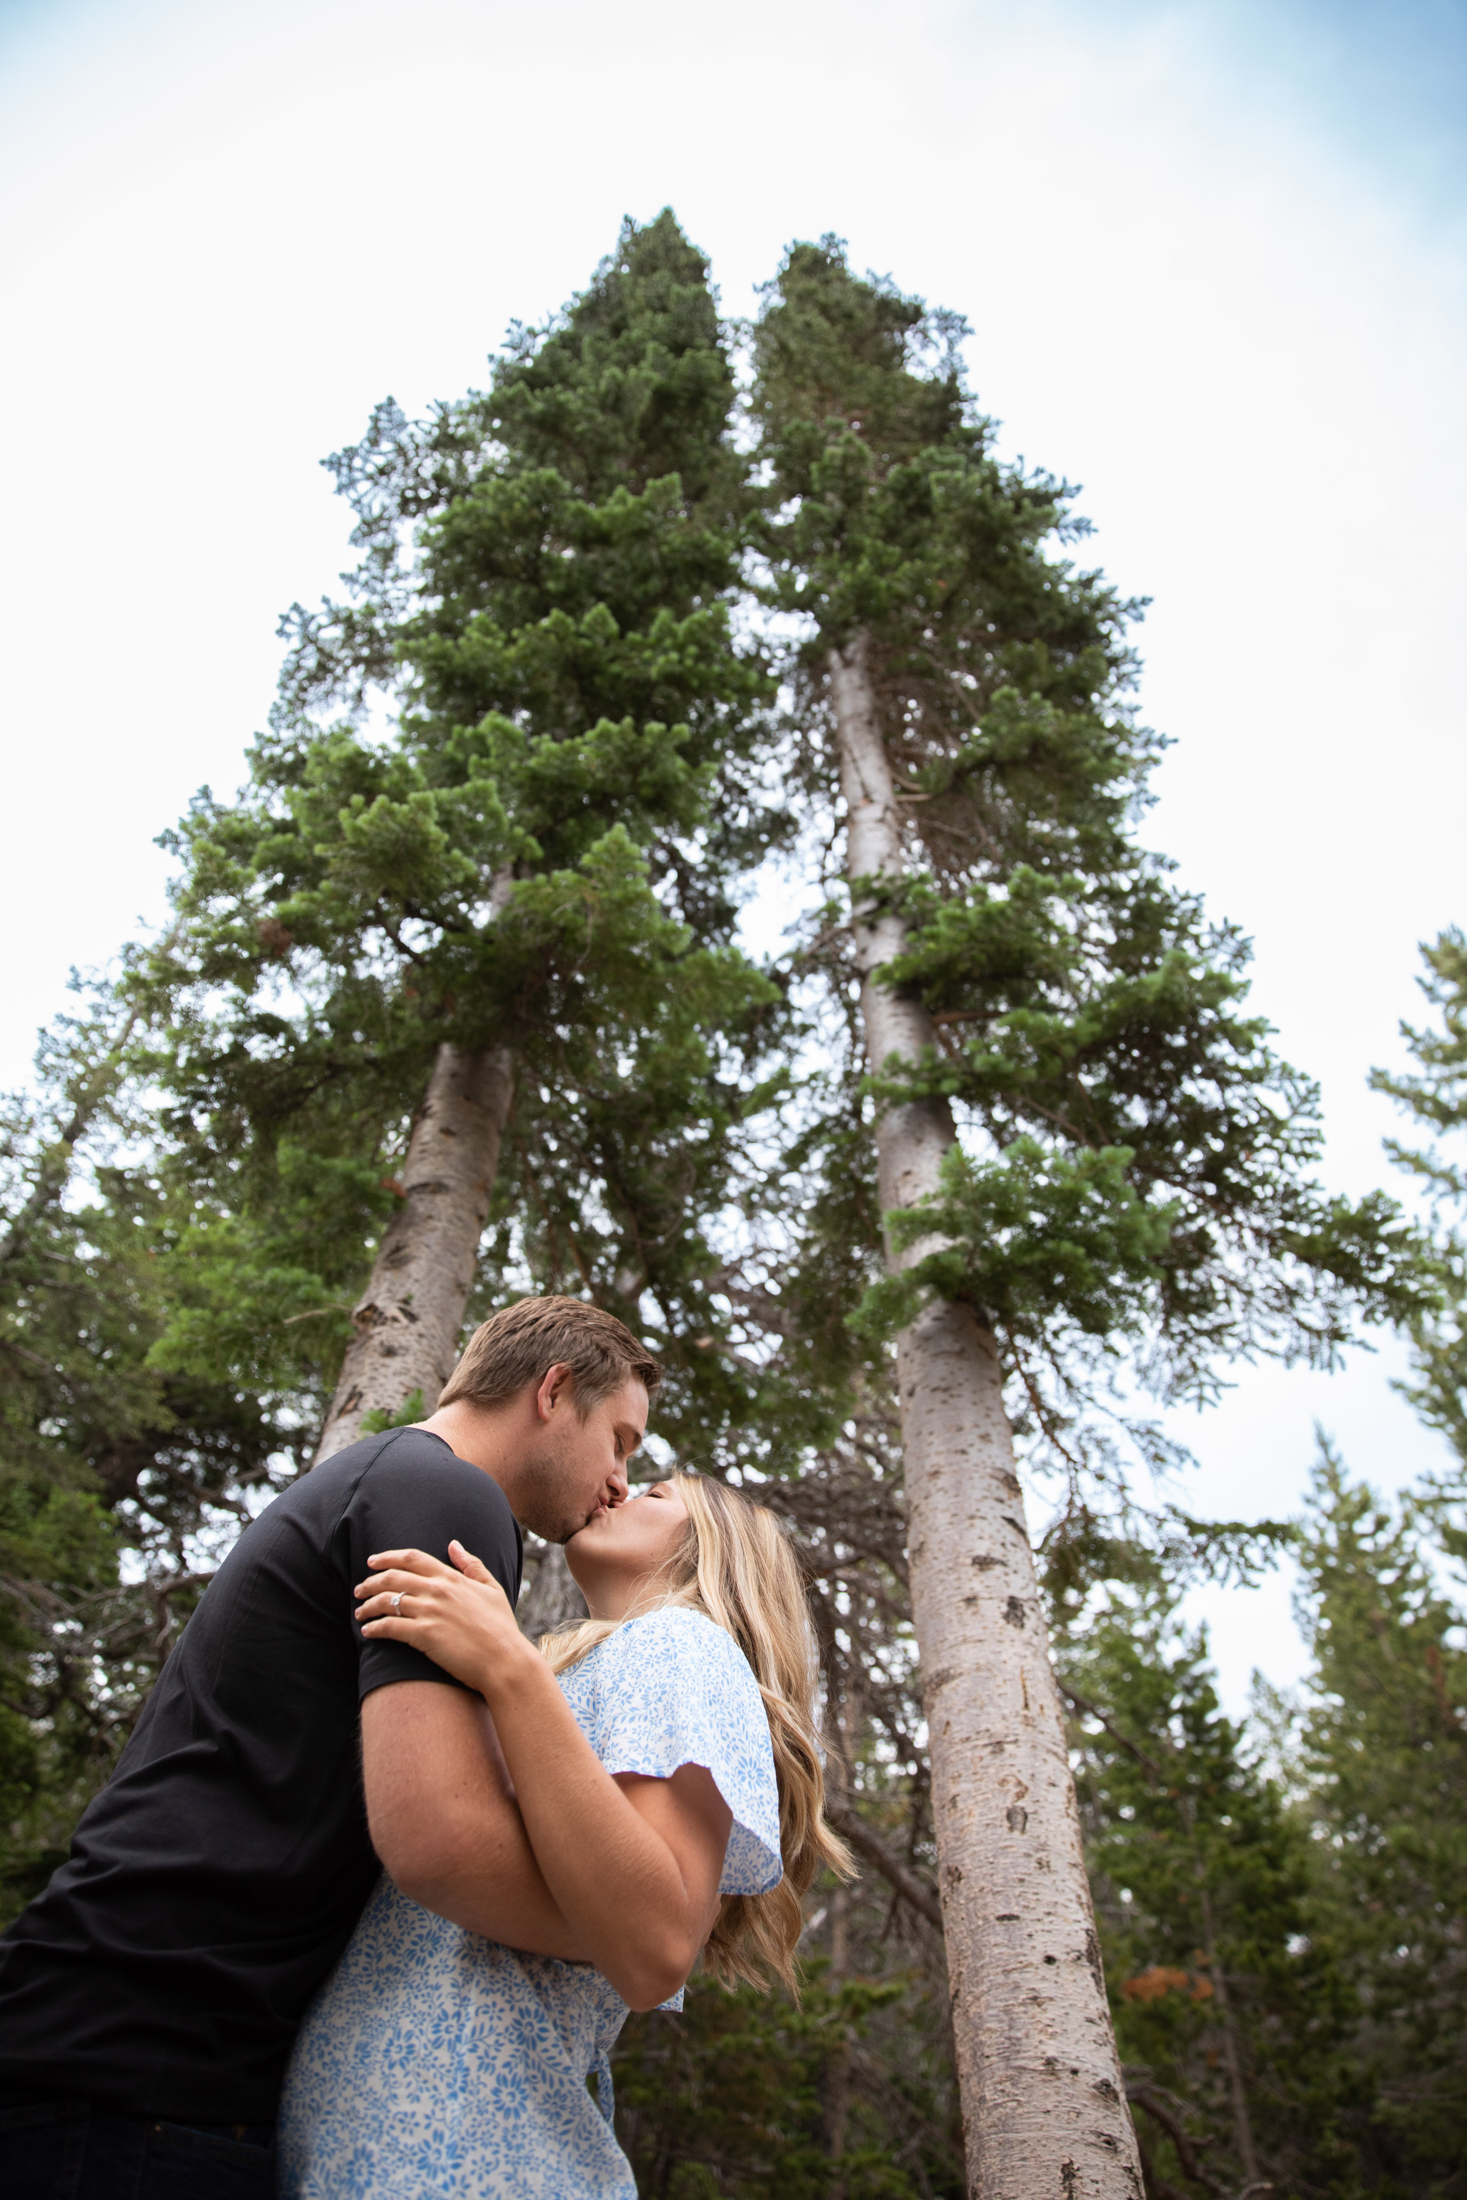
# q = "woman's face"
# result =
<box><xmin>564</xmin><ymin>1479</ymin><xmax>691</xmax><ymax>1618</ymax></box>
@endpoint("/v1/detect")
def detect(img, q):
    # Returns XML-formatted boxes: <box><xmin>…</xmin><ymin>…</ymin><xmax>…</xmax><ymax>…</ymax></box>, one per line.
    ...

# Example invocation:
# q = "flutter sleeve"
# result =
<box><xmin>559</xmin><ymin>1607</ymin><xmax>784</xmax><ymax>1897</ymax></box>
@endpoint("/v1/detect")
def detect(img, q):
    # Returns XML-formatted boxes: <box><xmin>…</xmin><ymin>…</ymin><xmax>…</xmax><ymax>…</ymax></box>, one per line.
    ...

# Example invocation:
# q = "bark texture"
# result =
<box><xmin>831</xmin><ymin>635</ymin><xmax>1141</xmax><ymax>2197</ymax></box>
<box><xmin>314</xmin><ymin>1042</ymin><xmax>515</xmax><ymax>1465</ymax></box>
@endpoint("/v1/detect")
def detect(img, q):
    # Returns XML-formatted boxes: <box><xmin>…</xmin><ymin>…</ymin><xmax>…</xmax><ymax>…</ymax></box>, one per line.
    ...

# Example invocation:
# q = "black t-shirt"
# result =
<box><xmin>0</xmin><ymin>1427</ymin><xmax>520</xmax><ymax>2122</ymax></box>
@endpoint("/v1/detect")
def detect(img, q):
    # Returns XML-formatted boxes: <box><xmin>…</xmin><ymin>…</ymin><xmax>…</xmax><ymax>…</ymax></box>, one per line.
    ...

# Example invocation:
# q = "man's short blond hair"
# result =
<box><xmin>438</xmin><ymin>1296</ymin><xmax>662</xmax><ymax>1421</ymax></box>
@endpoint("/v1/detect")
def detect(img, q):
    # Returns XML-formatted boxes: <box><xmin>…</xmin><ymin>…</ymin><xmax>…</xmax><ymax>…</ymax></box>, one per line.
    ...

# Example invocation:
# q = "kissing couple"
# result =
<box><xmin>0</xmin><ymin>1295</ymin><xmax>850</xmax><ymax>2197</ymax></box>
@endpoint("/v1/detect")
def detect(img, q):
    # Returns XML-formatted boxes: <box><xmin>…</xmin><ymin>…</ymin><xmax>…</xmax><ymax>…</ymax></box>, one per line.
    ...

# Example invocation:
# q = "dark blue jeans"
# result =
<box><xmin>0</xmin><ymin>2091</ymin><xmax>274</xmax><ymax>2198</ymax></box>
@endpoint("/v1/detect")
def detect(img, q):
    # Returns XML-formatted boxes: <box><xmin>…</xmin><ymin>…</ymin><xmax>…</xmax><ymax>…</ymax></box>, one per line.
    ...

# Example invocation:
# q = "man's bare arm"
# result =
<box><xmin>360</xmin><ymin>1680</ymin><xmax>589</xmax><ymax>1960</ymax></box>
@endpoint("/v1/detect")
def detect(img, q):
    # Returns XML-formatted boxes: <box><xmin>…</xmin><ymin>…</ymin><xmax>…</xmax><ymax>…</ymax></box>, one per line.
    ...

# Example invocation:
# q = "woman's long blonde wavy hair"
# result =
<box><xmin>539</xmin><ymin>1475</ymin><xmax>852</xmax><ymax>1993</ymax></box>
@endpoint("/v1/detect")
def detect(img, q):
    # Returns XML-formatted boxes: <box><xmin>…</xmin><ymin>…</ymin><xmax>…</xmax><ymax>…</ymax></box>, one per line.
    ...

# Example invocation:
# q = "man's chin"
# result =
<box><xmin>518</xmin><ymin>1508</ymin><xmax>583</xmax><ymax>1547</ymax></box>
<box><xmin>543</xmin><ymin>1508</ymin><xmax>597</xmax><ymax>1548</ymax></box>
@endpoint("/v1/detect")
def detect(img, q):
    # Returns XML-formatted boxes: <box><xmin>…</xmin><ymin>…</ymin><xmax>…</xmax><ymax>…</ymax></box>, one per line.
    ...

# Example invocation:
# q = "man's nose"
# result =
<box><xmin>606</xmin><ymin>1460</ymin><xmax>629</xmax><ymax>1506</ymax></box>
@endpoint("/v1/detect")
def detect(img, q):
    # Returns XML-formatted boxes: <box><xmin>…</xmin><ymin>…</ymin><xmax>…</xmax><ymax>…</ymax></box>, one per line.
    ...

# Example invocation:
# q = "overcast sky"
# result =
<box><xmin>3</xmin><ymin>0</ymin><xmax>1464</xmax><ymax>1707</ymax></box>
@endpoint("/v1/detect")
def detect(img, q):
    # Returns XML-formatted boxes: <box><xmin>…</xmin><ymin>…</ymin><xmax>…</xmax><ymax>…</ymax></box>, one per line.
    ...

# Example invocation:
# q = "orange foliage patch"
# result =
<box><xmin>1122</xmin><ymin>1966</ymin><xmax>1214</xmax><ymax>2004</ymax></box>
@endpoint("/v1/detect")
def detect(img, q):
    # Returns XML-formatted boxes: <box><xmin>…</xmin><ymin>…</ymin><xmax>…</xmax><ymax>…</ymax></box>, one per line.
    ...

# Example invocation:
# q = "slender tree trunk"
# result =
<box><xmin>819</xmin><ymin>1880</ymin><xmax>853</xmax><ymax>2196</ymax></box>
<box><xmin>517</xmin><ymin>1539</ymin><xmax>589</xmax><ymax>1636</ymax></box>
<box><xmin>314</xmin><ymin>1041</ymin><xmax>515</xmax><ymax>1464</ymax></box>
<box><xmin>830</xmin><ymin>635</ymin><xmax>1141</xmax><ymax>2197</ymax></box>
<box><xmin>1198</xmin><ymin>1885</ymin><xmax>1260</xmax><ymax>2189</ymax></box>
<box><xmin>819</xmin><ymin>1678</ymin><xmax>861</xmax><ymax>2195</ymax></box>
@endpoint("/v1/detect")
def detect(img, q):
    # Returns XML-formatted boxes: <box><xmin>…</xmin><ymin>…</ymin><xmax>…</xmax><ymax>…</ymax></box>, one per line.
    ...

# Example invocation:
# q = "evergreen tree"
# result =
<box><xmin>749</xmin><ymin>236</ymin><xmax>1428</xmax><ymax>2196</ymax></box>
<box><xmin>146</xmin><ymin>210</ymin><xmax>780</xmax><ymax>1462</ymax></box>
<box><xmin>614</xmin><ymin>1969</ymin><xmax>951</xmax><ymax>2199</ymax></box>
<box><xmin>1063</xmin><ymin>1568</ymin><xmax>1355</xmax><ymax>2198</ymax></box>
<box><xmin>0</xmin><ymin>984</ymin><xmax>301</xmax><ymax>1919</ymax></box>
<box><xmin>1373</xmin><ymin>928</ymin><xmax>1467</xmax><ymax>1471</ymax></box>
<box><xmin>1293</xmin><ymin>1450</ymin><xmax>1467</xmax><ymax>2194</ymax></box>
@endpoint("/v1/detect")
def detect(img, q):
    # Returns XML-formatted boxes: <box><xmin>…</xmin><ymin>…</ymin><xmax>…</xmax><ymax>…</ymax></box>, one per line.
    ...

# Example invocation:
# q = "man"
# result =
<box><xmin>0</xmin><ymin>1295</ymin><xmax>657</xmax><ymax>2198</ymax></box>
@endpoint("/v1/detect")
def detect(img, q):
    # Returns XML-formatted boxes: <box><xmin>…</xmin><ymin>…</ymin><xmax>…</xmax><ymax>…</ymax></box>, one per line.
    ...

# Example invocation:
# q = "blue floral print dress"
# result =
<box><xmin>276</xmin><ymin>1607</ymin><xmax>783</xmax><ymax>2199</ymax></box>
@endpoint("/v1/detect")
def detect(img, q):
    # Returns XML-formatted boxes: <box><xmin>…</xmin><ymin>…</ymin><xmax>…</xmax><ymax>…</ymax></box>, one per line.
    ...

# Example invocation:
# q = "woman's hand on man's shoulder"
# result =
<box><xmin>355</xmin><ymin>1541</ymin><xmax>535</xmax><ymax>1695</ymax></box>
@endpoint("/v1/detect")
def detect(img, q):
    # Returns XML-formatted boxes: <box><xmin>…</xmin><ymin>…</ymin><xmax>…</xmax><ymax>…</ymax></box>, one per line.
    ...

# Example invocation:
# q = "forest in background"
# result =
<box><xmin>1</xmin><ymin>212</ymin><xmax>1464</xmax><ymax>2198</ymax></box>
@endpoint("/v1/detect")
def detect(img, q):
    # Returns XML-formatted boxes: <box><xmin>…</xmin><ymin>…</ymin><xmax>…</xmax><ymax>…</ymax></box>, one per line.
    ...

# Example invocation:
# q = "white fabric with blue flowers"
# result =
<box><xmin>276</xmin><ymin>1607</ymin><xmax>782</xmax><ymax>2199</ymax></box>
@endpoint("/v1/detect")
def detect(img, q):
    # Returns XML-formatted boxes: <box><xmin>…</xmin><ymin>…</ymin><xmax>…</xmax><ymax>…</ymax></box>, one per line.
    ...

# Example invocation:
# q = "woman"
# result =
<box><xmin>277</xmin><ymin>1475</ymin><xmax>850</xmax><ymax>2198</ymax></box>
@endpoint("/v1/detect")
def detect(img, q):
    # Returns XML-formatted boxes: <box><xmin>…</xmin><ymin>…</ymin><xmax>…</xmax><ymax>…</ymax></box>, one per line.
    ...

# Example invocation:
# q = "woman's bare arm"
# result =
<box><xmin>357</xmin><ymin>1546</ymin><xmax>734</xmax><ymax>2011</ymax></box>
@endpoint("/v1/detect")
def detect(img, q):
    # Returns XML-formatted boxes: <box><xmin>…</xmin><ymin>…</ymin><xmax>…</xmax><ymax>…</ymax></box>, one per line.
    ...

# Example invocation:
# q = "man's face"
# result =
<box><xmin>520</xmin><ymin>1373</ymin><xmax>646</xmax><ymax>1545</ymax></box>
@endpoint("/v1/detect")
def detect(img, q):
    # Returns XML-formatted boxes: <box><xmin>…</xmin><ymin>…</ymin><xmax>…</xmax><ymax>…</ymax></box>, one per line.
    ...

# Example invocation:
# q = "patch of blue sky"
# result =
<box><xmin>1071</xmin><ymin>0</ymin><xmax>1467</xmax><ymax>218</ymax></box>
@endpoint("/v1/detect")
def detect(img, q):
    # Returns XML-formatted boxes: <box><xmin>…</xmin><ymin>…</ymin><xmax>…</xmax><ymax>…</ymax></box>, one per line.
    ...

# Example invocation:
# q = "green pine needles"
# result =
<box><xmin>124</xmin><ymin>220</ymin><xmax>1436</xmax><ymax>1472</ymax></box>
<box><xmin>143</xmin><ymin>213</ymin><xmax>786</xmax><ymax>1454</ymax></box>
<box><xmin>749</xmin><ymin>238</ymin><xmax>1433</xmax><ymax>1455</ymax></box>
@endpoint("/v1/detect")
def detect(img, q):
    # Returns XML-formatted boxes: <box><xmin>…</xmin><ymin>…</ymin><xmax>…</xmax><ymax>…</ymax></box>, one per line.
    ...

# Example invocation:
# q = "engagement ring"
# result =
<box><xmin>390</xmin><ymin>1592</ymin><xmax>402</xmax><ymax>1613</ymax></box>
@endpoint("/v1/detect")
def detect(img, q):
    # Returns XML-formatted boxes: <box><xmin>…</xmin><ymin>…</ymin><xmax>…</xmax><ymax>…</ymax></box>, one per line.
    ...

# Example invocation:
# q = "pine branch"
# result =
<box><xmin>1125</xmin><ymin>2080</ymin><xmax>1225</xmax><ymax>2197</ymax></box>
<box><xmin>0</xmin><ymin>1004</ymin><xmax>143</xmax><ymax>1271</ymax></box>
<box><xmin>824</xmin><ymin>1798</ymin><xmax>943</xmax><ymax>1933</ymax></box>
<box><xmin>1057</xmin><ymin>1679</ymin><xmax>1167</xmax><ymax>1783</ymax></box>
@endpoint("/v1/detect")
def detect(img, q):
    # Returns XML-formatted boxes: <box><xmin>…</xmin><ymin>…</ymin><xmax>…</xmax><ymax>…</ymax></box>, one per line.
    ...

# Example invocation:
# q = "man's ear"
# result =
<box><xmin>534</xmin><ymin>1362</ymin><xmax>574</xmax><ymax>1422</ymax></box>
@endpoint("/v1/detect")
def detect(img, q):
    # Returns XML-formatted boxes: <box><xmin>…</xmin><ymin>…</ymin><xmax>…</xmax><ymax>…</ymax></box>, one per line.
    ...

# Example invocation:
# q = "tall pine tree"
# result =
<box><xmin>1063</xmin><ymin>1564</ymin><xmax>1354</xmax><ymax>2198</ymax></box>
<box><xmin>1373</xmin><ymin>927</ymin><xmax>1467</xmax><ymax>1471</ymax></box>
<box><xmin>1294</xmin><ymin>1451</ymin><xmax>1467</xmax><ymax>2193</ymax></box>
<box><xmin>750</xmin><ymin>237</ymin><xmax>1428</xmax><ymax>2196</ymax></box>
<box><xmin>0</xmin><ymin>981</ymin><xmax>301</xmax><ymax>1918</ymax></box>
<box><xmin>145</xmin><ymin>212</ymin><xmax>781</xmax><ymax>1461</ymax></box>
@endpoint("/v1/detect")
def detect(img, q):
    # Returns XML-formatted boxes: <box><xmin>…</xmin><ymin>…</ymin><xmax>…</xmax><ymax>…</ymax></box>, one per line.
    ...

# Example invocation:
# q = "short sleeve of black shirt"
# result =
<box><xmin>0</xmin><ymin>1426</ymin><xmax>522</xmax><ymax>2124</ymax></box>
<box><xmin>341</xmin><ymin>1436</ymin><xmax>523</xmax><ymax>1699</ymax></box>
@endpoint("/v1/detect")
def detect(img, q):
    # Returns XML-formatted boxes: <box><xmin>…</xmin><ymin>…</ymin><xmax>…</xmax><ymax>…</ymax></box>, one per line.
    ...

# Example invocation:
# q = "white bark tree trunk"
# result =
<box><xmin>517</xmin><ymin>1539</ymin><xmax>589</xmax><ymax>1637</ymax></box>
<box><xmin>830</xmin><ymin>635</ymin><xmax>1141</xmax><ymax>2198</ymax></box>
<box><xmin>313</xmin><ymin>1041</ymin><xmax>515</xmax><ymax>1464</ymax></box>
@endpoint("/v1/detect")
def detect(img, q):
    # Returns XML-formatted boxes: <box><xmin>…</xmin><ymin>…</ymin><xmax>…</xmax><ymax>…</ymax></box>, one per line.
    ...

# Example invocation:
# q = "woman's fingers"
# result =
<box><xmin>357</xmin><ymin>1579</ymin><xmax>452</xmax><ymax>1630</ymax></box>
<box><xmin>353</xmin><ymin>1575</ymin><xmax>463</xmax><ymax>1622</ymax></box>
<box><xmin>356</xmin><ymin>1586</ymin><xmax>426</xmax><ymax>1621</ymax></box>
<box><xmin>356</xmin><ymin>1553</ymin><xmax>508</xmax><ymax>1607</ymax></box>
<box><xmin>354</xmin><ymin>1559</ymin><xmax>466</xmax><ymax>1601</ymax></box>
<box><xmin>353</xmin><ymin>1565</ymin><xmax>502</xmax><ymax>1621</ymax></box>
<box><xmin>354</xmin><ymin>1568</ymin><xmax>425</xmax><ymax>1603</ymax></box>
<box><xmin>352</xmin><ymin>1548</ymin><xmax>515</xmax><ymax>1694</ymax></box>
<box><xmin>364</xmin><ymin>1547</ymin><xmax>449</xmax><ymax>1577</ymax></box>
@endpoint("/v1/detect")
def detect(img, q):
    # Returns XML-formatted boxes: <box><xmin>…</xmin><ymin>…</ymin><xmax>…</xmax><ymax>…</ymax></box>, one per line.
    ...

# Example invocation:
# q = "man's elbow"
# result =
<box><xmin>374</xmin><ymin>1817</ymin><xmax>476</xmax><ymax>1912</ymax></box>
<box><xmin>386</xmin><ymin>1858</ymin><xmax>447</xmax><ymax>1913</ymax></box>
